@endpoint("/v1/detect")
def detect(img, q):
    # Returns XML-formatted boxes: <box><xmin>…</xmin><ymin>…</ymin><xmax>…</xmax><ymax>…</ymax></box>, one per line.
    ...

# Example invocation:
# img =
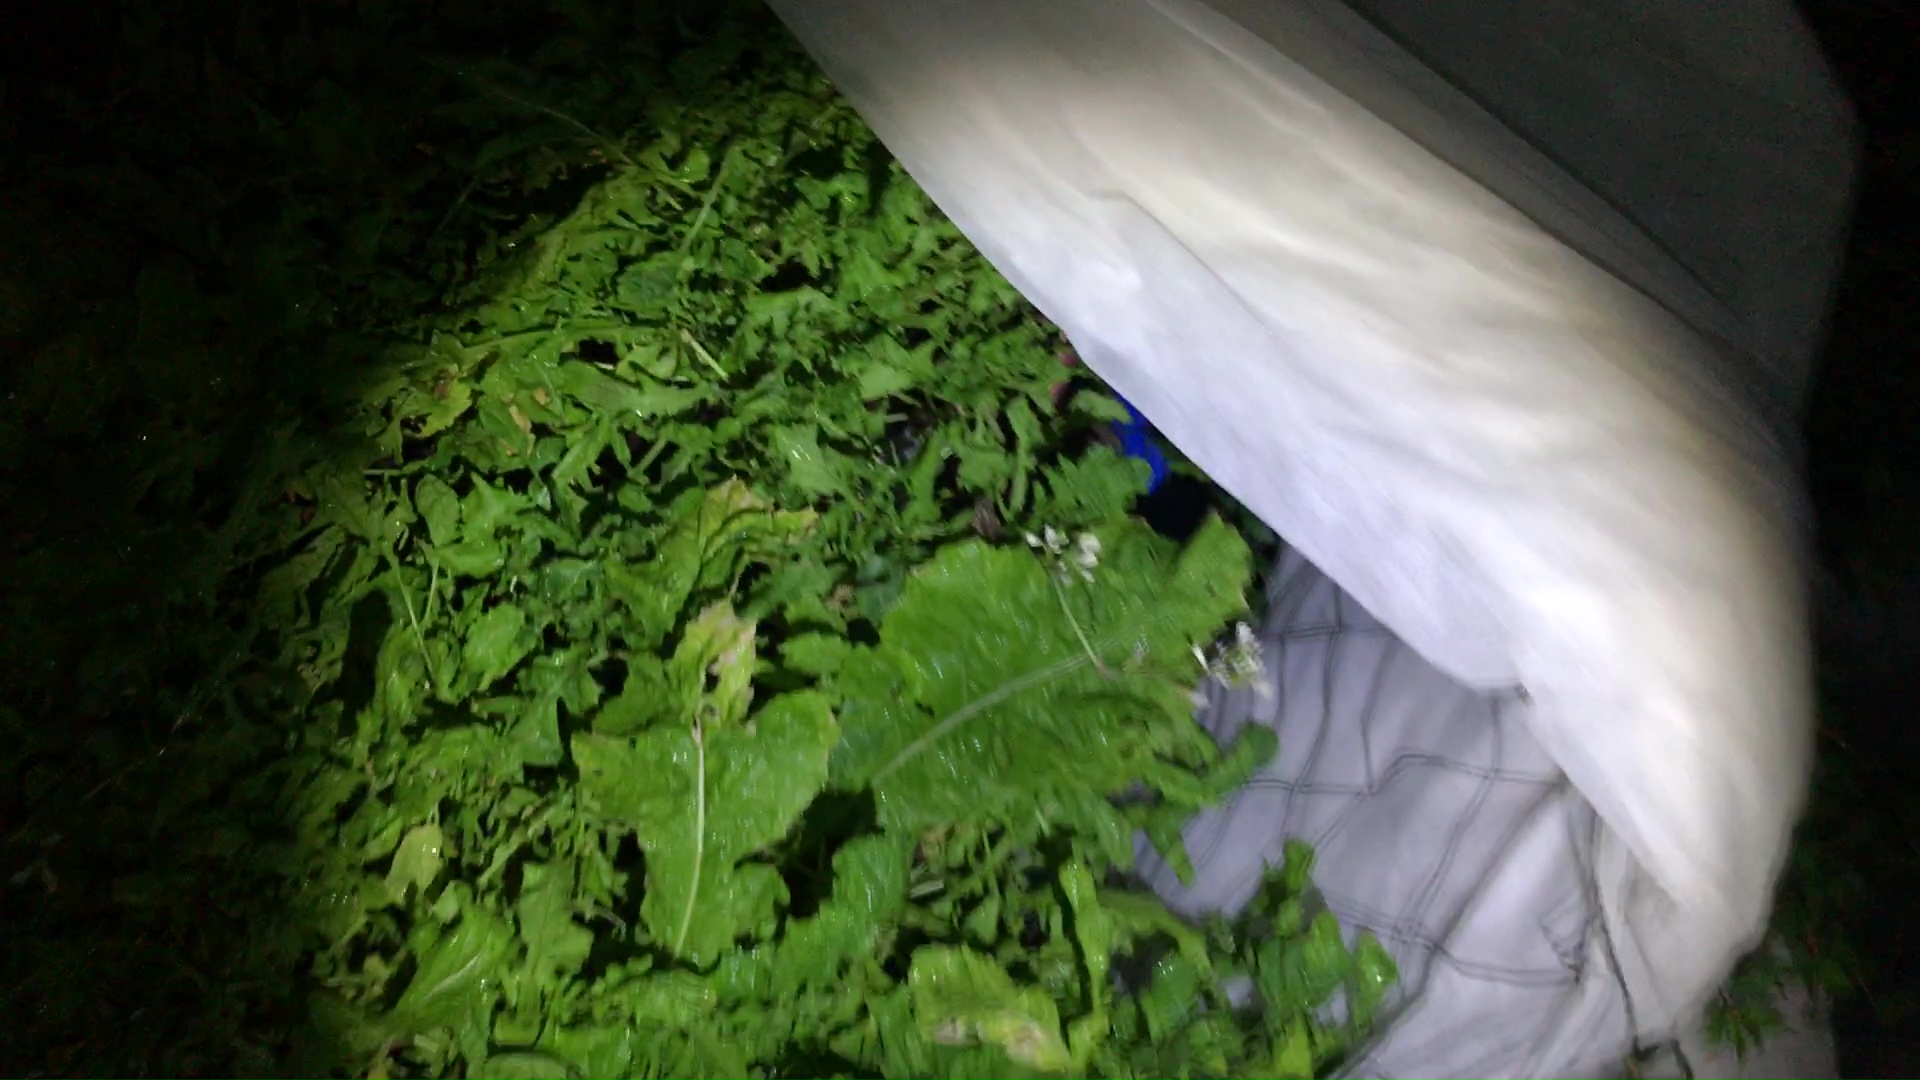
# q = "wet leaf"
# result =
<box><xmin>909</xmin><ymin>945</ymin><xmax>1074</xmax><ymax>1072</ymax></box>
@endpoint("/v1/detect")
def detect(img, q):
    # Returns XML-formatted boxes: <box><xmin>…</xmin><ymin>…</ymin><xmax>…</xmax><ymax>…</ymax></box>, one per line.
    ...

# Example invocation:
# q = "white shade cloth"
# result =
<box><xmin>1135</xmin><ymin>546</ymin><xmax>1837</xmax><ymax>1077</ymax></box>
<box><xmin>762</xmin><ymin>0</ymin><xmax>1856</xmax><ymax>1073</ymax></box>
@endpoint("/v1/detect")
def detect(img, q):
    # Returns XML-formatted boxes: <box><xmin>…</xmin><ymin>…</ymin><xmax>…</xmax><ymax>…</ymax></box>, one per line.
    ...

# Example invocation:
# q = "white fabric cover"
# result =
<box><xmin>1136</xmin><ymin>547</ymin><xmax>1838</xmax><ymax>1077</ymax></box>
<box><xmin>762</xmin><ymin>0</ymin><xmax>1855</xmax><ymax>1073</ymax></box>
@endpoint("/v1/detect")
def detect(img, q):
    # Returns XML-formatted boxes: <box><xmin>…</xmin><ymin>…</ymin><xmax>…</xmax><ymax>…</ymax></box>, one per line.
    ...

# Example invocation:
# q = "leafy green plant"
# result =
<box><xmin>14</xmin><ymin>2</ymin><xmax>1863</xmax><ymax>1074</ymax></box>
<box><xmin>259</xmin><ymin>30</ymin><xmax>1395</xmax><ymax>1072</ymax></box>
<box><xmin>1</xmin><ymin>3</ymin><xmax>1392</xmax><ymax>1076</ymax></box>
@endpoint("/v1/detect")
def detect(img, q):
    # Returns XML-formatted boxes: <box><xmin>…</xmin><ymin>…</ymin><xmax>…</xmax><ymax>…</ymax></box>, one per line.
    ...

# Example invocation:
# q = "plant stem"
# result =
<box><xmin>390</xmin><ymin>552</ymin><xmax>445</xmax><ymax>696</ymax></box>
<box><xmin>676</xmin><ymin>149</ymin><xmax>732</xmax><ymax>270</ymax></box>
<box><xmin>675</xmin><ymin>716</ymin><xmax>709</xmax><ymax>958</ymax></box>
<box><xmin>1050</xmin><ymin>571</ymin><xmax>1109</xmax><ymax>677</ymax></box>
<box><xmin>872</xmin><ymin>653</ymin><xmax>1091</xmax><ymax>783</ymax></box>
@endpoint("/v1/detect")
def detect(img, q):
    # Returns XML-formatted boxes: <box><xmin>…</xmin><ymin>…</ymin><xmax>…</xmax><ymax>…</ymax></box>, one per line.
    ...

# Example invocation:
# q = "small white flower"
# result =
<box><xmin>1069</xmin><ymin>534</ymin><xmax>1101</xmax><ymax>581</ymax></box>
<box><xmin>1025</xmin><ymin>528</ymin><xmax>1065</xmax><ymax>556</ymax></box>
<box><xmin>1027</xmin><ymin>524</ymin><xmax>1098</xmax><ymax>582</ymax></box>
<box><xmin>1074</xmin><ymin>532</ymin><xmax>1101</xmax><ymax>568</ymax></box>
<box><xmin>1190</xmin><ymin>622</ymin><xmax>1273</xmax><ymax>701</ymax></box>
<box><xmin>1223</xmin><ymin>622</ymin><xmax>1263</xmax><ymax>681</ymax></box>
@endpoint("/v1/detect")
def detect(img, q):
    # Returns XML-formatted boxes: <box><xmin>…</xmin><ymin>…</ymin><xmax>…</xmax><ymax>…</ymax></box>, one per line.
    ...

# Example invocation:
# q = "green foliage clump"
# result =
<box><xmin>0</xmin><ymin>2</ymin><xmax>1391</xmax><ymax>1076</ymax></box>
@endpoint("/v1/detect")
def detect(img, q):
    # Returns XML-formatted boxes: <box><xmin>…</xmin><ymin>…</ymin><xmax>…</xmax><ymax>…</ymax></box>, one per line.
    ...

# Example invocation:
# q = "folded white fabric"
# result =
<box><xmin>1137</xmin><ymin>547</ymin><xmax>1838</xmax><ymax>1077</ymax></box>
<box><xmin>765</xmin><ymin>0</ymin><xmax>1855</xmax><ymax>1072</ymax></box>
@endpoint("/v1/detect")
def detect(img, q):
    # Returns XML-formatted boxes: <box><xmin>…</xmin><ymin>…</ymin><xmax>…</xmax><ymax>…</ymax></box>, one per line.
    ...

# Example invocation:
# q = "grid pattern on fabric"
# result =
<box><xmin>1135</xmin><ymin>546</ymin><xmax>1637</xmax><ymax>1078</ymax></box>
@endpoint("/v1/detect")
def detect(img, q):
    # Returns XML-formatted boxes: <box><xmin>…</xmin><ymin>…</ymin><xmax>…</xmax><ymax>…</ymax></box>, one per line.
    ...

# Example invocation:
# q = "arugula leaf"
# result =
<box><xmin>384</xmin><ymin>823</ymin><xmax>448</xmax><ymax>905</ymax></box>
<box><xmin>462</xmin><ymin>601</ymin><xmax>533</xmax><ymax>694</ymax></box>
<box><xmin>1061</xmin><ymin>861</ymin><xmax>1116</xmax><ymax>1062</ymax></box>
<box><xmin>390</xmin><ymin>904</ymin><xmax>517</xmax><ymax>1047</ymax></box>
<box><xmin>548</xmin><ymin>359</ymin><xmax>707</xmax><ymax>419</ymax></box>
<box><xmin>833</xmin><ymin>517</ymin><xmax>1251</xmax><ymax>833</ymax></box>
<box><xmin>775</xmin><ymin>832</ymin><xmax>914</xmax><ymax>994</ymax></box>
<box><xmin>575</xmin><ymin>683</ymin><xmax>839</xmax><ymax>966</ymax></box>
<box><xmin>910</xmin><ymin>945</ymin><xmax>1076</xmax><ymax>1072</ymax></box>
<box><xmin>517</xmin><ymin>861</ymin><xmax>593</xmax><ymax>983</ymax></box>
<box><xmin>604</xmin><ymin>481</ymin><xmax>816</xmax><ymax>648</ymax></box>
<box><xmin>0</xmin><ymin>4</ymin><xmax>1402</xmax><ymax>1076</ymax></box>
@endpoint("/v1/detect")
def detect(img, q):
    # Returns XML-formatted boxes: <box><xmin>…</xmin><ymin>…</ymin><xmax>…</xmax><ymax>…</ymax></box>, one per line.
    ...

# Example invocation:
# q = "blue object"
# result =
<box><xmin>1111</xmin><ymin>396</ymin><xmax>1170</xmax><ymax>495</ymax></box>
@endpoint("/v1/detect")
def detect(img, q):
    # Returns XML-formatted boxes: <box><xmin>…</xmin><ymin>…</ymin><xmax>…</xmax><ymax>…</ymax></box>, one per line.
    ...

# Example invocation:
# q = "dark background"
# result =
<box><xmin>1795</xmin><ymin>1</ymin><xmax>1920</xmax><ymax>1075</ymax></box>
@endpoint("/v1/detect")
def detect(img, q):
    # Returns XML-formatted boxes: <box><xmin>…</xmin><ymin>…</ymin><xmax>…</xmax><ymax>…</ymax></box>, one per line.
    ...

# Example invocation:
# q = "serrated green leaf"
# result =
<box><xmin>573</xmin><ymin>689</ymin><xmax>837</xmax><ymax>966</ymax></box>
<box><xmin>517</xmin><ymin>861</ymin><xmax>593</xmax><ymax>981</ymax></box>
<box><xmin>856</xmin><ymin>358</ymin><xmax>918</xmax><ymax>400</ymax></box>
<box><xmin>550</xmin><ymin>359</ymin><xmax>705</xmax><ymax>418</ymax></box>
<box><xmin>778</xmin><ymin>631</ymin><xmax>853</xmax><ymax>678</ymax></box>
<box><xmin>506</xmin><ymin>653</ymin><xmax>585</xmax><ymax>769</ymax></box>
<box><xmin>462</xmin><ymin>476</ymin><xmax>532</xmax><ymax>535</ymax></box>
<box><xmin>1268</xmin><ymin>1022</ymin><xmax>1317</xmax><ymax>1080</ymax></box>
<box><xmin>833</xmin><ymin>518</ymin><xmax>1251</xmax><ymax>831</ymax></box>
<box><xmin>437</xmin><ymin>536</ymin><xmax>509</xmax><ymax>578</ymax></box>
<box><xmin>674</xmin><ymin>601</ymin><xmax>758</xmax><ymax>728</ymax></box>
<box><xmin>1350</xmin><ymin>932</ymin><xmax>1398</xmax><ymax>1028</ymax></box>
<box><xmin>776</xmin><ymin>832</ymin><xmax>913</xmax><ymax>993</ymax></box>
<box><xmin>1060</xmin><ymin>861</ymin><xmax>1113</xmax><ymax>1061</ymax></box>
<box><xmin>629</xmin><ymin>970</ymin><xmax>720</xmax><ymax>1026</ymax></box>
<box><xmin>463</xmin><ymin>601</ymin><xmax>532</xmax><ymax>692</ymax></box>
<box><xmin>1037</xmin><ymin>447</ymin><xmax>1152</xmax><ymax>528</ymax></box>
<box><xmin>318</xmin><ymin>473</ymin><xmax>382</xmax><ymax>541</ymax></box>
<box><xmin>383</xmin><ymin>823</ymin><xmax>446</xmax><ymax>904</ymax></box>
<box><xmin>592</xmin><ymin>653</ymin><xmax>673</xmax><ymax>735</ymax></box>
<box><xmin>604</xmin><ymin>480</ymin><xmax>817</xmax><ymax>648</ymax></box>
<box><xmin>471</xmin><ymin>1051</ymin><xmax>576</xmax><ymax>1080</ymax></box>
<box><xmin>908</xmin><ymin>945</ymin><xmax>1074</xmax><ymax>1072</ymax></box>
<box><xmin>768</xmin><ymin>424</ymin><xmax>851</xmax><ymax>497</ymax></box>
<box><xmin>414</xmin><ymin>475</ymin><xmax>462</xmax><ymax>546</ymax></box>
<box><xmin>390</xmin><ymin>906</ymin><xmax>516</xmax><ymax>1039</ymax></box>
<box><xmin>1254</xmin><ymin>911</ymin><xmax>1357</xmax><ymax>1020</ymax></box>
<box><xmin>545</xmin><ymin>1022</ymin><xmax>752</xmax><ymax>1076</ymax></box>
